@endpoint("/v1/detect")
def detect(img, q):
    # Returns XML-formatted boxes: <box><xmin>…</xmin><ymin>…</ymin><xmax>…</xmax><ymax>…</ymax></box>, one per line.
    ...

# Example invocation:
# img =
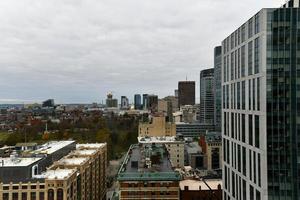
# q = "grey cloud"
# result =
<box><xmin>0</xmin><ymin>0</ymin><xmax>283</xmax><ymax>103</ymax></box>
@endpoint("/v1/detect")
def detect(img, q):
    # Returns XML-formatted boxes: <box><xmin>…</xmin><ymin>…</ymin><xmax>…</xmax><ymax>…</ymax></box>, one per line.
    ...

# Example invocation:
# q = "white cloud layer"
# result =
<box><xmin>0</xmin><ymin>0</ymin><xmax>283</xmax><ymax>103</ymax></box>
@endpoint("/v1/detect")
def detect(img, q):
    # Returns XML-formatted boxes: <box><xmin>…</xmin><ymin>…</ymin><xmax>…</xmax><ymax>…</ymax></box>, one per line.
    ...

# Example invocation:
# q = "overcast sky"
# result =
<box><xmin>0</xmin><ymin>0</ymin><xmax>283</xmax><ymax>104</ymax></box>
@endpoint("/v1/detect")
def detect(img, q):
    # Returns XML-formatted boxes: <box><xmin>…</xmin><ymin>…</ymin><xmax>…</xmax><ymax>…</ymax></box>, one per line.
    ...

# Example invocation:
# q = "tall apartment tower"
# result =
<box><xmin>199</xmin><ymin>68</ymin><xmax>215</xmax><ymax>125</ymax></box>
<box><xmin>134</xmin><ymin>94</ymin><xmax>142</xmax><ymax>109</ymax></box>
<box><xmin>214</xmin><ymin>46</ymin><xmax>222</xmax><ymax>131</ymax></box>
<box><xmin>222</xmin><ymin>4</ymin><xmax>300</xmax><ymax>200</ymax></box>
<box><xmin>178</xmin><ymin>81</ymin><xmax>195</xmax><ymax>108</ymax></box>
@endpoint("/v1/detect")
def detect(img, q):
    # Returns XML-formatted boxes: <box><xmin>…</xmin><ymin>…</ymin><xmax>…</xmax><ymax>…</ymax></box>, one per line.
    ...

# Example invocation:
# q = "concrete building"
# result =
<box><xmin>163</xmin><ymin>96</ymin><xmax>179</xmax><ymax>113</ymax></box>
<box><xmin>134</xmin><ymin>94</ymin><xmax>142</xmax><ymax>110</ymax></box>
<box><xmin>106</xmin><ymin>93</ymin><xmax>118</xmax><ymax>108</ymax></box>
<box><xmin>117</xmin><ymin>144</ymin><xmax>181</xmax><ymax>200</ymax></box>
<box><xmin>180</xmin><ymin>179</ymin><xmax>222</xmax><ymax>200</ymax></box>
<box><xmin>214</xmin><ymin>46</ymin><xmax>222</xmax><ymax>131</ymax></box>
<box><xmin>184</xmin><ymin>142</ymin><xmax>205</xmax><ymax>169</ymax></box>
<box><xmin>199</xmin><ymin>132</ymin><xmax>222</xmax><ymax>170</ymax></box>
<box><xmin>120</xmin><ymin>96</ymin><xmax>129</xmax><ymax>110</ymax></box>
<box><xmin>158</xmin><ymin>99</ymin><xmax>173</xmax><ymax>122</ymax></box>
<box><xmin>138</xmin><ymin>136</ymin><xmax>184</xmax><ymax>168</ymax></box>
<box><xmin>222</xmin><ymin>2</ymin><xmax>300</xmax><ymax>199</ymax></box>
<box><xmin>176</xmin><ymin>123</ymin><xmax>215</xmax><ymax>138</ymax></box>
<box><xmin>199</xmin><ymin>68</ymin><xmax>215</xmax><ymax>125</ymax></box>
<box><xmin>0</xmin><ymin>141</ymin><xmax>107</xmax><ymax>200</ymax></box>
<box><xmin>139</xmin><ymin>115</ymin><xmax>176</xmax><ymax>137</ymax></box>
<box><xmin>147</xmin><ymin>95</ymin><xmax>158</xmax><ymax>113</ymax></box>
<box><xmin>178</xmin><ymin>81</ymin><xmax>195</xmax><ymax>108</ymax></box>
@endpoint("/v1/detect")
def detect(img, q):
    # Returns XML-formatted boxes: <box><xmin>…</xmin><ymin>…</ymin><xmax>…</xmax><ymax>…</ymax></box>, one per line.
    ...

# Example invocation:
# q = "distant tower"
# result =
<box><xmin>178</xmin><ymin>81</ymin><xmax>195</xmax><ymax>108</ymax></box>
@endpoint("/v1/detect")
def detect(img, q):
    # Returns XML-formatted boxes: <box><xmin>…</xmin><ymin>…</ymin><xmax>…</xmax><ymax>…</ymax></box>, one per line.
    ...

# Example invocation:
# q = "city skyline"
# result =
<box><xmin>0</xmin><ymin>0</ymin><xmax>283</xmax><ymax>104</ymax></box>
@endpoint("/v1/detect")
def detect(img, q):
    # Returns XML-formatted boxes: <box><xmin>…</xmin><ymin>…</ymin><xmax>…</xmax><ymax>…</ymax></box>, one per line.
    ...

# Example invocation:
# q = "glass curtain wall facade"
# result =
<box><xmin>222</xmin><ymin>7</ymin><xmax>300</xmax><ymax>200</ymax></box>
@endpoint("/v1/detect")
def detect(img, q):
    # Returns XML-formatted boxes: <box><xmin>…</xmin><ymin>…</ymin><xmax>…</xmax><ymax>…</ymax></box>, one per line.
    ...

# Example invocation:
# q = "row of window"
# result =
<box><xmin>223</xmin><ymin>13</ymin><xmax>260</xmax><ymax>54</ymax></box>
<box><xmin>223</xmin><ymin>78</ymin><xmax>260</xmax><ymax>111</ymax></box>
<box><xmin>3</xmin><ymin>192</ymin><xmax>44</xmax><ymax>200</ymax></box>
<box><xmin>2</xmin><ymin>185</ymin><xmax>45</xmax><ymax>190</ymax></box>
<box><xmin>224</xmin><ymin>162</ymin><xmax>261</xmax><ymax>200</ymax></box>
<box><xmin>223</xmin><ymin>112</ymin><xmax>260</xmax><ymax>148</ymax></box>
<box><xmin>223</xmin><ymin>37</ymin><xmax>260</xmax><ymax>82</ymax></box>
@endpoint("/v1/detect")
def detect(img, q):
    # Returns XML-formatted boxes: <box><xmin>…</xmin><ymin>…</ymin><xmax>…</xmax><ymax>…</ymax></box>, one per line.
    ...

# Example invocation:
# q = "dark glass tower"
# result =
<box><xmin>178</xmin><ymin>81</ymin><xmax>195</xmax><ymax>108</ymax></box>
<box><xmin>214</xmin><ymin>46</ymin><xmax>222</xmax><ymax>131</ymax></box>
<box><xmin>200</xmin><ymin>68</ymin><xmax>215</xmax><ymax>125</ymax></box>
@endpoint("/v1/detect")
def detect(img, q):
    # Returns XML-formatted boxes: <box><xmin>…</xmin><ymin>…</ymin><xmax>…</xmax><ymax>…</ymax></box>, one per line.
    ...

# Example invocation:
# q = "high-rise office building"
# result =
<box><xmin>134</xmin><ymin>94</ymin><xmax>142</xmax><ymax>110</ymax></box>
<box><xmin>142</xmin><ymin>94</ymin><xmax>149</xmax><ymax>110</ymax></box>
<box><xmin>199</xmin><ymin>68</ymin><xmax>215</xmax><ymax>125</ymax></box>
<box><xmin>178</xmin><ymin>81</ymin><xmax>195</xmax><ymax>108</ymax></box>
<box><xmin>120</xmin><ymin>96</ymin><xmax>129</xmax><ymax>109</ymax></box>
<box><xmin>214</xmin><ymin>46</ymin><xmax>222</xmax><ymax>131</ymax></box>
<box><xmin>106</xmin><ymin>92</ymin><xmax>118</xmax><ymax>108</ymax></box>
<box><xmin>147</xmin><ymin>94</ymin><xmax>158</xmax><ymax>113</ymax></box>
<box><xmin>222</xmin><ymin>3</ymin><xmax>300</xmax><ymax>199</ymax></box>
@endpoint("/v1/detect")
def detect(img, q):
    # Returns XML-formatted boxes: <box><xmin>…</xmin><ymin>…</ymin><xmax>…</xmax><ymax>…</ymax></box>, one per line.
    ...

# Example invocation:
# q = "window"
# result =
<box><xmin>249</xmin><ymin>115</ymin><xmax>253</xmax><ymax>145</ymax></box>
<box><xmin>254</xmin><ymin>37</ymin><xmax>260</xmax><ymax>73</ymax></box>
<box><xmin>231</xmin><ymin>52</ymin><xmax>234</xmax><ymax>80</ymax></box>
<box><xmin>237</xmin><ymin>82</ymin><xmax>240</xmax><ymax>109</ymax></box>
<box><xmin>242</xmin><ymin>147</ymin><xmax>246</xmax><ymax>176</ymax></box>
<box><xmin>253</xmin><ymin>79</ymin><xmax>256</xmax><ymax>110</ymax></box>
<box><xmin>255</xmin><ymin>14</ymin><xmax>260</xmax><ymax>34</ymax></box>
<box><xmin>3</xmin><ymin>193</ymin><xmax>9</xmax><ymax>200</ymax></box>
<box><xmin>242</xmin><ymin>81</ymin><xmax>245</xmax><ymax>110</ymax></box>
<box><xmin>241</xmin><ymin>45</ymin><xmax>245</xmax><ymax>77</ymax></box>
<box><xmin>242</xmin><ymin>179</ymin><xmax>246</xmax><ymax>200</ymax></box>
<box><xmin>238</xmin><ymin>144</ymin><xmax>241</xmax><ymax>172</ymax></box>
<box><xmin>224</xmin><ymin>57</ymin><xmax>227</xmax><ymax>82</ymax></box>
<box><xmin>241</xmin><ymin>24</ymin><xmax>246</xmax><ymax>42</ymax></box>
<box><xmin>31</xmin><ymin>192</ymin><xmax>36</xmax><ymax>200</ymax></box>
<box><xmin>258</xmin><ymin>154</ymin><xmax>261</xmax><ymax>187</ymax></box>
<box><xmin>22</xmin><ymin>193</ymin><xmax>27</xmax><ymax>200</ymax></box>
<box><xmin>248</xmin><ymin>79</ymin><xmax>251</xmax><ymax>110</ymax></box>
<box><xmin>248</xmin><ymin>18</ymin><xmax>253</xmax><ymax>38</ymax></box>
<box><xmin>250</xmin><ymin>185</ymin><xmax>254</xmax><ymax>200</ymax></box>
<box><xmin>39</xmin><ymin>192</ymin><xmax>44</xmax><ymax>200</ymax></box>
<box><xmin>242</xmin><ymin>114</ymin><xmax>245</xmax><ymax>143</ymax></box>
<box><xmin>256</xmin><ymin>190</ymin><xmax>261</xmax><ymax>200</ymax></box>
<box><xmin>232</xmin><ymin>171</ymin><xmax>235</xmax><ymax>197</ymax></box>
<box><xmin>13</xmin><ymin>193</ymin><xmax>18</xmax><ymax>200</ymax></box>
<box><xmin>249</xmin><ymin>149</ymin><xmax>252</xmax><ymax>181</ymax></box>
<box><xmin>255</xmin><ymin>115</ymin><xmax>260</xmax><ymax>148</ymax></box>
<box><xmin>257</xmin><ymin>77</ymin><xmax>260</xmax><ymax>110</ymax></box>
<box><xmin>253</xmin><ymin>152</ymin><xmax>256</xmax><ymax>184</ymax></box>
<box><xmin>248</xmin><ymin>41</ymin><xmax>253</xmax><ymax>75</ymax></box>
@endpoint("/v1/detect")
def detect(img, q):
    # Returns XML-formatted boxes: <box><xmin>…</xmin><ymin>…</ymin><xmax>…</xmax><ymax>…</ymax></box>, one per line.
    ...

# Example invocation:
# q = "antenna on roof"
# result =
<box><xmin>186</xmin><ymin>75</ymin><xmax>188</xmax><ymax>81</ymax></box>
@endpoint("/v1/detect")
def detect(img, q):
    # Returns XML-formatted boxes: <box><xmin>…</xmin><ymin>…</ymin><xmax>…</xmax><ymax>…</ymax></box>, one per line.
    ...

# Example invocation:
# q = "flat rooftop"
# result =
<box><xmin>33</xmin><ymin>140</ymin><xmax>75</xmax><ymax>155</ymax></box>
<box><xmin>72</xmin><ymin>149</ymin><xmax>97</xmax><ymax>156</ymax></box>
<box><xmin>0</xmin><ymin>157</ymin><xmax>42</xmax><ymax>167</ymax></box>
<box><xmin>43</xmin><ymin>168</ymin><xmax>76</xmax><ymax>180</ymax></box>
<box><xmin>180</xmin><ymin>179</ymin><xmax>222</xmax><ymax>190</ymax></box>
<box><xmin>76</xmin><ymin>143</ymin><xmax>106</xmax><ymax>149</ymax></box>
<box><xmin>138</xmin><ymin>136</ymin><xmax>183</xmax><ymax>144</ymax></box>
<box><xmin>56</xmin><ymin>157</ymin><xmax>89</xmax><ymax>166</ymax></box>
<box><xmin>118</xmin><ymin>144</ymin><xmax>181</xmax><ymax>181</ymax></box>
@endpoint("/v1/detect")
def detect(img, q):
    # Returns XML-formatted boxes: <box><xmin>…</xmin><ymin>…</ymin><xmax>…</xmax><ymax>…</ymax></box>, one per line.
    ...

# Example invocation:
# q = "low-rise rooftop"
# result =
<box><xmin>118</xmin><ymin>144</ymin><xmax>181</xmax><ymax>181</ymax></box>
<box><xmin>44</xmin><ymin>168</ymin><xmax>76</xmax><ymax>180</ymax></box>
<box><xmin>0</xmin><ymin>157</ymin><xmax>42</xmax><ymax>167</ymax></box>
<box><xmin>76</xmin><ymin>143</ymin><xmax>106</xmax><ymax>149</ymax></box>
<box><xmin>138</xmin><ymin>136</ymin><xmax>183</xmax><ymax>144</ymax></box>
<box><xmin>33</xmin><ymin>140</ymin><xmax>75</xmax><ymax>155</ymax></box>
<box><xmin>72</xmin><ymin>149</ymin><xmax>97</xmax><ymax>156</ymax></box>
<box><xmin>56</xmin><ymin>157</ymin><xmax>89</xmax><ymax>166</ymax></box>
<box><xmin>180</xmin><ymin>179</ymin><xmax>222</xmax><ymax>190</ymax></box>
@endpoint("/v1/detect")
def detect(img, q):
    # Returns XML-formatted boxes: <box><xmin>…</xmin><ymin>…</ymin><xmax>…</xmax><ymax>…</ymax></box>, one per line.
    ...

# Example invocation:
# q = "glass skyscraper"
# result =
<box><xmin>222</xmin><ymin>3</ymin><xmax>300</xmax><ymax>200</ymax></box>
